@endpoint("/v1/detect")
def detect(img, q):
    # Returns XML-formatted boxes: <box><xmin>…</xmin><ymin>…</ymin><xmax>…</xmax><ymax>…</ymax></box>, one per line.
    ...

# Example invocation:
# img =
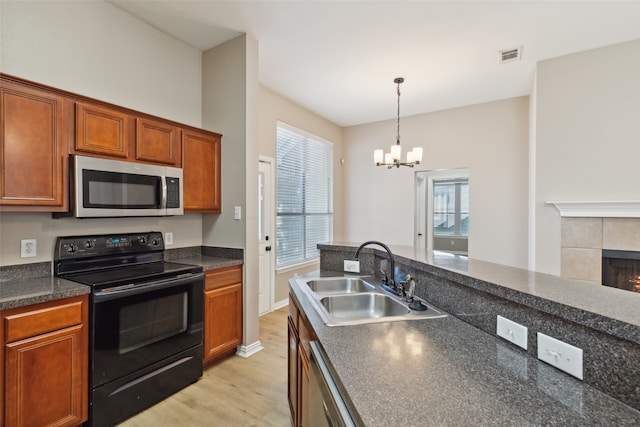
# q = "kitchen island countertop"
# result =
<box><xmin>290</xmin><ymin>270</ymin><xmax>640</xmax><ymax>426</ymax></box>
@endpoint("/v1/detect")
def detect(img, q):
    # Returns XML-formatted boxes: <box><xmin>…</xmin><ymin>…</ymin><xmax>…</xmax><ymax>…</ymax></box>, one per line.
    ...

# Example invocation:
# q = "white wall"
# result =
<box><xmin>0</xmin><ymin>0</ymin><xmax>205</xmax><ymax>266</ymax></box>
<box><xmin>534</xmin><ymin>39</ymin><xmax>640</xmax><ymax>275</ymax></box>
<box><xmin>258</xmin><ymin>86</ymin><xmax>344</xmax><ymax>303</ymax></box>
<box><xmin>343</xmin><ymin>97</ymin><xmax>530</xmax><ymax>269</ymax></box>
<box><xmin>0</xmin><ymin>0</ymin><xmax>202</xmax><ymax>126</ymax></box>
<box><xmin>201</xmin><ymin>35</ymin><xmax>261</xmax><ymax>349</ymax></box>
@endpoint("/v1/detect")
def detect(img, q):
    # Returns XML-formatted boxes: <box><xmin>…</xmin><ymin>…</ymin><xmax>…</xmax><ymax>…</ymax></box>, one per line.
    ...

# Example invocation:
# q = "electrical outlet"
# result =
<box><xmin>234</xmin><ymin>206</ymin><xmax>242</xmax><ymax>220</ymax></box>
<box><xmin>20</xmin><ymin>239</ymin><xmax>37</xmax><ymax>258</ymax></box>
<box><xmin>537</xmin><ymin>332</ymin><xmax>583</xmax><ymax>380</ymax></box>
<box><xmin>165</xmin><ymin>232</ymin><xmax>174</xmax><ymax>245</ymax></box>
<box><xmin>496</xmin><ymin>315</ymin><xmax>528</xmax><ymax>350</ymax></box>
<box><xmin>343</xmin><ymin>260</ymin><xmax>360</xmax><ymax>273</ymax></box>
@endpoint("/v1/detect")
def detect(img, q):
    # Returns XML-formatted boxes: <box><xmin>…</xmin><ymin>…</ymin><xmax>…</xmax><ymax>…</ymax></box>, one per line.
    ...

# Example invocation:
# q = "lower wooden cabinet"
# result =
<box><xmin>287</xmin><ymin>316</ymin><xmax>299</xmax><ymax>423</ymax></box>
<box><xmin>203</xmin><ymin>265</ymin><xmax>243</xmax><ymax>365</ymax></box>
<box><xmin>288</xmin><ymin>294</ymin><xmax>312</xmax><ymax>427</ymax></box>
<box><xmin>1</xmin><ymin>295</ymin><xmax>89</xmax><ymax>427</ymax></box>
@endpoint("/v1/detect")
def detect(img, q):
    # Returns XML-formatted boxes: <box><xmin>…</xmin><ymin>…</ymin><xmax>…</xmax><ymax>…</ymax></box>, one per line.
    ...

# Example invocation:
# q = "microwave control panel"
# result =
<box><xmin>166</xmin><ymin>177</ymin><xmax>181</xmax><ymax>209</ymax></box>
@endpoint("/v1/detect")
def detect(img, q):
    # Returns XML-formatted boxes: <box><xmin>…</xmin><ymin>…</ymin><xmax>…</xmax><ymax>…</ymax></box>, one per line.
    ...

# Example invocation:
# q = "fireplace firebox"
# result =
<box><xmin>602</xmin><ymin>249</ymin><xmax>640</xmax><ymax>294</ymax></box>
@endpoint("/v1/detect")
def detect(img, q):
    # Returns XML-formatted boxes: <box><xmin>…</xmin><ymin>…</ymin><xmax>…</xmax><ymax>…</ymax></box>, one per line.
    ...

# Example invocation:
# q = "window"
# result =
<box><xmin>276</xmin><ymin>122</ymin><xmax>333</xmax><ymax>268</ymax></box>
<box><xmin>433</xmin><ymin>179</ymin><xmax>468</xmax><ymax>236</ymax></box>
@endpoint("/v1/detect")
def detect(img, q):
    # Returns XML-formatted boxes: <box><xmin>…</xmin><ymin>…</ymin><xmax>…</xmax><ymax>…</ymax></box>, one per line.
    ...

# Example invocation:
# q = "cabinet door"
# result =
<box><xmin>5</xmin><ymin>324</ymin><xmax>88</xmax><ymax>427</ymax></box>
<box><xmin>75</xmin><ymin>101</ymin><xmax>131</xmax><ymax>158</ymax></box>
<box><xmin>298</xmin><ymin>342</ymin><xmax>310</xmax><ymax>427</ymax></box>
<box><xmin>288</xmin><ymin>316</ymin><xmax>299</xmax><ymax>426</ymax></box>
<box><xmin>136</xmin><ymin>117</ymin><xmax>181</xmax><ymax>166</ymax></box>
<box><xmin>0</xmin><ymin>80</ymin><xmax>68</xmax><ymax>210</ymax></box>
<box><xmin>182</xmin><ymin>129</ymin><xmax>221</xmax><ymax>212</ymax></box>
<box><xmin>203</xmin><ymin>283</ymin><xmax>242</xmax><ymax>363</ymax></box>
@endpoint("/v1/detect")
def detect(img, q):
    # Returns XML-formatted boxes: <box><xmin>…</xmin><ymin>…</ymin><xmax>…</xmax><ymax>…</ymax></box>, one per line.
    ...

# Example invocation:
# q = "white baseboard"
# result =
<box><xmin>273</xmin><ymin>298</ymin><xmax>289</xmax><ymax>310</ymax></box>
<box><xmin>236</xmin><ymin>340</ymin><xmax>263</xmax><ymax>358</ymax></box>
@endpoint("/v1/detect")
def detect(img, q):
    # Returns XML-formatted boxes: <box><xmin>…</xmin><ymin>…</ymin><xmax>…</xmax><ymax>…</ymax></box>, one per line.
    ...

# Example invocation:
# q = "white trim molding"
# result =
<box><xmin>236</xmin><ymin>340</ymin><xmax>263</xmax><ymax>358</ymax></box>
<box><xmin>547</xmin><ymin>200</ymin><xmax>640</xmax><ymax>218</ymax></box>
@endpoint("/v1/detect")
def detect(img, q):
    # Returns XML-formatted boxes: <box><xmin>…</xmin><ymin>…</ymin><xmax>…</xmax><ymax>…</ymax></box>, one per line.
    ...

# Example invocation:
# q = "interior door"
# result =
<box><xmin>258</xmin><ymin>159</ymin><xmax>275</xmax><ymax>315</ymax></box>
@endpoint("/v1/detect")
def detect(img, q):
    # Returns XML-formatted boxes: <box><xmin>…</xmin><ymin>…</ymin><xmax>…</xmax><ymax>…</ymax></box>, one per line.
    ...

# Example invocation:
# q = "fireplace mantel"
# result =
<box><xmin>547</xmin><ymin>201</ymin><xmax>640</xmax><ymax>218</ymax></box>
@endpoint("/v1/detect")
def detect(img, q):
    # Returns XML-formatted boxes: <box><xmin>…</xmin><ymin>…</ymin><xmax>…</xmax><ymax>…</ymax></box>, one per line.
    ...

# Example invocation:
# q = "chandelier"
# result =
<box><xmin>374</xmin><ymin>77</ymin><xmax>423</xmax><ymax>168</ymax></box>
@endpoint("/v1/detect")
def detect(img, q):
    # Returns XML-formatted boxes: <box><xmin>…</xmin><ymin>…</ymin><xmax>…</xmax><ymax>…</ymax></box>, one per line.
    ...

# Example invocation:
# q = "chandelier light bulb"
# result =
<box><xmin>374</xmin><ymin>149</ymin><xmax>384</xmax><ymax>164</ymax></box>
<box><xmin>391</xmin><ymin>145</ymin><xmax>401</xmax><ymax>161</ymax></box>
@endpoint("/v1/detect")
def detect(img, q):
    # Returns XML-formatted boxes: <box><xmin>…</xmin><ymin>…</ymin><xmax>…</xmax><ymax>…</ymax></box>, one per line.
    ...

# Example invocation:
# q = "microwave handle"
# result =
<box><xmin>160</xmin><ymin>176</ymin><xmax>167</xmax><ymax>209</ymax></box>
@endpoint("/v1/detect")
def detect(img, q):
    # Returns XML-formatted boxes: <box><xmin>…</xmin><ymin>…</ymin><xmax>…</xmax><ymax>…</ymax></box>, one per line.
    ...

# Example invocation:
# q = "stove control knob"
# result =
<box><xmin>138</xmin><ymin>236</ymin><xmax>147</xmax><ymax>245</ymax></box>
<box><xmin>66</xmin><ymin>244</ymin><xmax>77</xmax><ymax>254</ymax></box>
<box><xmin>84</xmin><ymin>240</ymin><xmax>94</xmax><ymax>249</ymax></box>
<box><xmin>151</xmin><ymin>238</ymin><xmax>160</xmax><ymax>246</ymax></box>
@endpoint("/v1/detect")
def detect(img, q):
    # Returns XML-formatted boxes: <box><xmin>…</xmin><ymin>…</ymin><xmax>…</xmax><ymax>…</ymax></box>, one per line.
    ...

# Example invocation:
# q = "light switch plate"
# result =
<box><xmin>496</xmin><ymin>315</ymin><xmax>528</xmax><ymax>350</ymax></box>
<box><xmin>343</xmin><ymin>260</ymin><xmax>360</xmax><ymax>273</ymax></box>
<box><xmin>234</xmin><ymin>206</ymin><xmax>242</xmax><ymax>220</ymax></box>
<box><xmin>537</xmin><ymin>332</ymin><xmax>583</xmax><ymax>380</ymax></box>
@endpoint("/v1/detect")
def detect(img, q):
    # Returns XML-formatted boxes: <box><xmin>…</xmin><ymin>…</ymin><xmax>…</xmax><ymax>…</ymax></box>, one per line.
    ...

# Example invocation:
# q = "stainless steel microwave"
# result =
<box><xmin>62</xmin><ymin>155</ymin><xmax>183</xmax><ymax>218</ymax></box>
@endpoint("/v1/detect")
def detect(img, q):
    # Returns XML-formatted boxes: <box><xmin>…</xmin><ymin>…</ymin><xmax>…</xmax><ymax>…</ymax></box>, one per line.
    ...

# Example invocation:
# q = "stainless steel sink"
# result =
<box><xmin>296</xmin><ymin>275</ymin><xmax>447</xmax><ymax>326</ymax></box>
<box><xmin>320</xmin><ymin>293</ymin><xmax>409</xmax><ymax>319</ymax></box>
<box><xmin>306</xmin><ymin>277</ymin><xmax>375</xmax><ymax>294</ymax></box>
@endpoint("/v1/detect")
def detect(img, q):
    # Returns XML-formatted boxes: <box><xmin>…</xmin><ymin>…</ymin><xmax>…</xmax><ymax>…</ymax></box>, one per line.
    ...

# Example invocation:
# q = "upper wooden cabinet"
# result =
<box><xmin>75</xmin><ymin>101</ymin><xmax>131</xmax><ymax>158</ymax></box>
<box><xmin>0</xmin><ymin>79</ymin><xmax>70</xmax><ymax>211</ymax></box>
<box><xmin>182</xmin><ymin>129</ymin><xmax>222</xmax><ymax>213</ymax></box>
<box><xmin>136</xmin><ymin>117</ymin><xmax>181</xmax><ymax>166</ymax></box>
<box><xmin>1</xmin><ymin>74</ymin><xmax>222</xmax><ymax>212</ymax></box>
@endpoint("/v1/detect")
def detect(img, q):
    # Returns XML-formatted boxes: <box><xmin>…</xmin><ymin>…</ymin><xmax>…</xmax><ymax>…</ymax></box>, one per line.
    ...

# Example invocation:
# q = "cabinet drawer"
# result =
<box><xmin>4</xmin><ymin>299</ymin><xmax>84</xmax><ymax>343</ymax></box>
<box><xmin>205</xmin><ymin>265</ymin><xmax>242</xmax><ymax>291</ymax></box>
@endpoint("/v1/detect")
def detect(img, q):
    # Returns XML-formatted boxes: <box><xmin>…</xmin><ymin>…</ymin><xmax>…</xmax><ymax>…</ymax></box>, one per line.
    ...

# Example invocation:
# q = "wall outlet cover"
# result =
<box><xmin>537</xmin><ymin>332</ymin><xmax>583</xmax><ymax>380</ymax></box>
<box><xmin>343</xmin><ymin>260</ymin><xmax>360</xmax><ymax>273</ymax></box>
<box><xmin>496</xmin><ymin>315</ymin><xmax>528</xmax><ymax>350</ymax></box>
<box><xmin>165</xmin><ymin>232</ymin><xmax>174</xmax><ymax>245</ymax></box>
<box><xmin>20</xmin><ymin>239</ymin><xmax>37</xmax><ymax>258</ymax></box>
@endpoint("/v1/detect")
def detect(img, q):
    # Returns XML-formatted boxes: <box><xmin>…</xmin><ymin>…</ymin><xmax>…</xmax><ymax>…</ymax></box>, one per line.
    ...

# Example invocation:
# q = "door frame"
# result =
<box><xmin>258</xmin><ymin>156</ymin><xmax>275</xmax><ymax>315</ymax></box>
<box><xmin>415</xmin><ymin>168</ymin><xmax>470</xmax><ymax>253</ymax></box>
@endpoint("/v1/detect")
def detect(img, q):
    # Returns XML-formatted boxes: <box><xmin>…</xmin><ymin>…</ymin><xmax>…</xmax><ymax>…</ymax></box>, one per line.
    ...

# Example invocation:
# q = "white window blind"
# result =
<box><xmin>276</xmin><ymin>122</ymin><xmax>333</xmax><ymax>268</ymax></box>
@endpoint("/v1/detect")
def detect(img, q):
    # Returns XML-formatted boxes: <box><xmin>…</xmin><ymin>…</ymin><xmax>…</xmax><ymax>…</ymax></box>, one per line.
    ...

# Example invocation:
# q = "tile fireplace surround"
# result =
<box><xmin>561</xmin><ymin>217</ymin><xmax>640</xmax><ymax>284</ymax></box>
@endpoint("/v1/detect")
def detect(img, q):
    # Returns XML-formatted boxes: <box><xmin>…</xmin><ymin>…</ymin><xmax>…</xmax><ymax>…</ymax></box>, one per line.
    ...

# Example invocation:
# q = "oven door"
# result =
<box><xmin>91</xmin><ymin>273</ymin><xmax>204</xmax><ymax>388</ymax></box>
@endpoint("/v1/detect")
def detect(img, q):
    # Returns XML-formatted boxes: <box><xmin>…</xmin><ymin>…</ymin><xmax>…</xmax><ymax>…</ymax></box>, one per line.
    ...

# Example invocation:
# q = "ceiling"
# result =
<box><xmin>109</xmin><ymin>1</ymin><xmax>640</xmax><ymax>127</ymax></box>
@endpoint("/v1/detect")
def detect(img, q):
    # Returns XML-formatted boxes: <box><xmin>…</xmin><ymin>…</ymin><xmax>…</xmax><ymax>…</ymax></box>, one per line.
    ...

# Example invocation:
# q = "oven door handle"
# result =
<box><xmin>93</xmin><ymin>272</ymin><xmax>204</xmax><ymax>302</ymax></box>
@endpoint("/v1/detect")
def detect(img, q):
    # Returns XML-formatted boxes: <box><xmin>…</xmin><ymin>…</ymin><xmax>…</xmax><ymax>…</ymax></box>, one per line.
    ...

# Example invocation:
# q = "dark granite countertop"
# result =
<box><xmin>172</xmin><ymin>255</ymin><xmax>243</xmax><ymax>272</ymax></box>
<box><xmin>0</xmin><ymin>275</ymin><xmax>90</xmax><ymax>311</ymax></box>
<box><xmin>0</xmin><ymin>250</ymin><xmax>242</xmax><ymax>311</ymax></box>
<box><xmin>290</xmin><ymin>271</ymin><xmax>640</xmax><ymax>426</ymax></box>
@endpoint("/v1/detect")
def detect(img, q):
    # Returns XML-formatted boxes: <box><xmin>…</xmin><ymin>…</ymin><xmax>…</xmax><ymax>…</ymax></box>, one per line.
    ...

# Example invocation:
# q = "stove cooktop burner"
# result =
<box><xmin>60</xmin><ymin>261</ymin><xmax>202</xmax><ymax>289</ymax></box>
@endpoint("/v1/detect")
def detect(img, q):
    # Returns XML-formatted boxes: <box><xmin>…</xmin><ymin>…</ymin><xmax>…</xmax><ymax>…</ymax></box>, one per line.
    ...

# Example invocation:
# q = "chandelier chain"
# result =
<box><xmin>396</xmin><ymin>81</ymin><xmax>401</xmax><ymax>145</ymax></box>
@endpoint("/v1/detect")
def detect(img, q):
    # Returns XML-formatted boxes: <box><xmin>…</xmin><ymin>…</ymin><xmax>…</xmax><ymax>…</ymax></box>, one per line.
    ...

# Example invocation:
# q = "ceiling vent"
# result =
<box><xmin>499</xmin><ymin>47</ymin><xmax>522</xmax><ymax>63</ymax></box>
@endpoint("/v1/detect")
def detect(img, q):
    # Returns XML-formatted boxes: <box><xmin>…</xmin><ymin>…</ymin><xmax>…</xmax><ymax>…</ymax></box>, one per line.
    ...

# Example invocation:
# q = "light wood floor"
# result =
<box><xmin>118</xmin><ymin>307</ymin><xmax>291</xmax><ymax>427</ymax></box>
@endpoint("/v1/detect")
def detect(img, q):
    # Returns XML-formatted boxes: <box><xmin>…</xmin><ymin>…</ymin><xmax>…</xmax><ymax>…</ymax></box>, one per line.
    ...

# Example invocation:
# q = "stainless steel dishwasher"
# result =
<box><xmin>309</xmin><ymin>341</ymin><xmax>358</xmax><ymax>427</ymax></box>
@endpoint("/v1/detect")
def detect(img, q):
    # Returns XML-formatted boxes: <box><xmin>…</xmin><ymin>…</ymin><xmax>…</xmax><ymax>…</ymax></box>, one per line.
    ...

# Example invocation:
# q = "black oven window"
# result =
<box><xmin>119</xmin><ymin>292</ymin><xmax>188</xmax><ymax>354</ymax></box>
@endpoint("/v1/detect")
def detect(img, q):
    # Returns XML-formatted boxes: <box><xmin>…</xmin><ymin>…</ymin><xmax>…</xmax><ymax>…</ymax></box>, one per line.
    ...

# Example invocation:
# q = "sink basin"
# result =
<box><xmin>306</xmin><ymin>277</ymin><xmax>375</xmax><ymax>294</ymax></box>
<box><xmin>296</xmin><ymin>275</ymin><xmax>448</xmax><ymax>326</ymax></box>
<box><xmin>320</xmin><ymin>293</ymin><xmax>409</xmax><ymax>320</ymax></box>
